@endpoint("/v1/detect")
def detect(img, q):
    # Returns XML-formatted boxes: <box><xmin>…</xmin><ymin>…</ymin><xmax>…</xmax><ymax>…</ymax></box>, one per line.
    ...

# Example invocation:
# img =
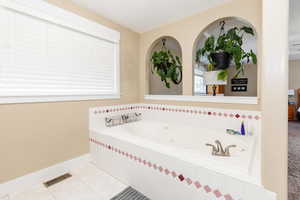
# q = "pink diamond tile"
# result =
<box><xmin>213</xmin><ymin>190</ymin><xmax>222</xmax><ymax>198</ymax></box>
<box><xmin>178</xmin><ymin>175</ymin><xmax>185</xmax><ymax>182</ymax></box>
<box><xmin>147</xmin><ymin>162</ymin><xmax>152</xmax><ymax>167</ymax></box>
<box><xmin>255</xmin><ymin>115</ymin><xmax>260</xmax><ymax>120</ymax></box>
<box><xmin>143</xmin><ymin>160</ymin><xmax>147</xmax><ymax>165</ymax></box>
<box><xmin>164</xmin><ymin>169</ymin><xmax>170</xmax><ymax>175</ymax></box>
<box><xmin>153</xmin><ymin>164</ymin><xmax>157</xmax><ymax>169</ymax></box>
<box><xmin>204</xmin><ymin>185</ymin><xmax>212</xmax><ymax>193</ymax></box>
<box><xmin>224</xmin><ymin>194</ymin><xmax>234</xmax><ymax>200</ymax></box>
<box><xmin>235</xmin><ymin>114</ymin><xmax>240</xmax><ymax>118</ymax></box>
<box><xmin>186</xmin><ymin>178</ymin><xmax>193</xmax><ymax>185</ymax></box>
<box><xmin>194</xmin><ymin>181</ymin><xmax>202</xmax><ymax>189</ymax></box>
<box><xmin>159</xmin><ymin>166</ymin><xmax>163</xmax><ymax>172</ymax></box>
<box><xmin>171</xmin><ymin>171</ymin><xmax>177</xmax><ymax>178</ymax></box>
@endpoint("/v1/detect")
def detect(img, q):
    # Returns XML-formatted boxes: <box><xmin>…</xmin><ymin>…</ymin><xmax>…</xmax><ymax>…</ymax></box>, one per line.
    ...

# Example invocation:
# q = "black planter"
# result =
<box><xmin>211</xmin><ymin>52</ymin><xmax>231</xmax><ymax>70</ymax></box>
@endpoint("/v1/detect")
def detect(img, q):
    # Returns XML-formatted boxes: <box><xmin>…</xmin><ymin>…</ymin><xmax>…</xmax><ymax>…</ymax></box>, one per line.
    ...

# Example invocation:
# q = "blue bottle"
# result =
<box><xmin>241</xmin><ymin>121</ymin><xmax>246</xmax><ymax>136</ymax></box>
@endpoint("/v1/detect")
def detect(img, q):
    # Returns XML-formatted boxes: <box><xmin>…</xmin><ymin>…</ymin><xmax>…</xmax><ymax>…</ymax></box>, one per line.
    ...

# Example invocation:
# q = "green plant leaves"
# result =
<box><xmin>217</xmin><ymin>70</ymin><xmax>228</xmax><ymax>81</ymax></box>
<box><xmin>195</xmin><ymin>22</ymin><xmax>257</xmax><ymax>79</ymax></box>
<box><xmin>241</xmin><ymin>26</ymin><xmax>254</xmax><ymax>35</ymax></box>
<box><xmin>151</xmin><ymin>47</ymin><xmax>183</xmax><ymax>88</ymax></box>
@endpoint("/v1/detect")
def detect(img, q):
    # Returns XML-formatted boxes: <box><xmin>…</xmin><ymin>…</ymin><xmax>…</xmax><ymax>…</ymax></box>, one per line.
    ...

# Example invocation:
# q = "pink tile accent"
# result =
<box><xmin>204</xmin><ymin>185</ymin><xmax>212</xmax><ymax>193</ymax></box>
<box><xmin>194</xmin><ymin>181</ymin><xmax>202</xmax><ymax>189</ymax></box>
<box><xmin>164</xmin><ymin>169</ymin><xmax>170</xmax><ymax>175</ymax></box>
<box><xmin>90</xmin><ymin>138</ymin><xmax>237</xmax><ymax>200</ymax></box>
<box><xmin>213</xmin><ymin>190</ymin><xmax>222</xmax><ymax>198</ymax></box>
<box><xmin>171</xmin><ymin>171</ymin><xmax>177</xmax><ymax>178</ymax></box>
<box><xmin>178</xmin><ymin>175</ymin><xmax>185</xmax><ymax>182</ymax></box>
<box><xmin>159</xmin><ymin>166</ymin><xmax>164</xmax><ymax>172</ymax></box>
<box><xmin>186</xmin><ymin>178</ymin><xmax>193</xmax><ymax>185</ymax></box>
<box><xmin>224</xmin><ymin>194</ymin><xmax>234</xmax><ymax>200</ymax></box>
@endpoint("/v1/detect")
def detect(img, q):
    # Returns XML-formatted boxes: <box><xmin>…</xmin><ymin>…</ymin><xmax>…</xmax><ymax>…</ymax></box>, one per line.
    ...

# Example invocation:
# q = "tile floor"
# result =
<box><xmin>8</xmin><ymin>162</ymin><xmax>127</xmax><ymax>200</ymax></box>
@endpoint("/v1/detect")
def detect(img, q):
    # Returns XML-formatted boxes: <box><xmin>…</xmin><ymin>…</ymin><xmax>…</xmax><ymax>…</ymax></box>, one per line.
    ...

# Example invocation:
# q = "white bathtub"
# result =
<box><xmin>101</xmin><ymin>120</ymin><xmax>257</xmax><ymax>183</ymax></box>
<box><xmin>89</xmin><ymin>104</ymin><xmax>275</xmax><ymax>200</ymax></box>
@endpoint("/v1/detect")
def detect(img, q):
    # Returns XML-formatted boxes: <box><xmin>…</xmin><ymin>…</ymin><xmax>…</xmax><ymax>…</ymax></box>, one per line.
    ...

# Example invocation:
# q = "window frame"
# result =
<box><xmin>0</xmin><ymin>0</ymin><xmax>121</xmax><ymax>104</ymax></box>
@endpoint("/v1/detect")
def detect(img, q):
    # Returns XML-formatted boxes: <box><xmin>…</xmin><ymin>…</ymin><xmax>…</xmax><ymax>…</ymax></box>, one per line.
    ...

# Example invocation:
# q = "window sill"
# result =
<box><xmin>0</xmin><ymin>95</ymin><xmax>121</xmax><ymax>104</ymax></box>
<box><xmin>144</xmin><ymin>95</ymin><xmax>259</xmax><ymax>105</ymax></box>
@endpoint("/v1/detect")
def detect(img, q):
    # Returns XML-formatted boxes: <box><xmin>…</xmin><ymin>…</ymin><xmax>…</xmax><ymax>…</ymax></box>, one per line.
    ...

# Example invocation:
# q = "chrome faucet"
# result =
<box><xmin>206</xmin><ymin>140</ymin><xmax>236</xmax><ymax>157</ymax></box>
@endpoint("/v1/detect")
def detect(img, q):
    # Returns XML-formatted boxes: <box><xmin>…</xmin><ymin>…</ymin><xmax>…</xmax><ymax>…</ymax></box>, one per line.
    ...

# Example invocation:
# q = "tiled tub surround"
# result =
<box><xmin>89</xmin><ymin>104</ymin><xmax>275</xmax><ymax>200</ymax></box>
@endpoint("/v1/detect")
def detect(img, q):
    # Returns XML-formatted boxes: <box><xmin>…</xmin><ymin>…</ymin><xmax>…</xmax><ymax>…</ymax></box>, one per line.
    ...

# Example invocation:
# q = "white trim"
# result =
<box><xmin>0</xmin><ymin>0</ymin><xmax>120</xmax><ymax>43</ymax></box>
<box><xmin>144</xmin><ymin>95</ymin><xmax>259</xmax><ymax>104</ymax></box>
<box><xmin>0</xmin><ymin>154</ymin><xmax>91</xmax><ymax>198</ymax></box>
<box><xmin>0</xmin><ymin>95</ymin><xmax>120</xmax><ymax>104</ymax></box>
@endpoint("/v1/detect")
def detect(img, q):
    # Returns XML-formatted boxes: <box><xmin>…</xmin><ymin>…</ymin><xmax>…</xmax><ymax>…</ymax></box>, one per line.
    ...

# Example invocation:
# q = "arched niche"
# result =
<box><xmin>146</xmin><ymin>36</ymin><xmax>183</xmax><ymax>95</ymax></box>
<box><xmin>192</xmin><ymin>17</ymin><xmax>258</xmax><ymax>97</ymax></box>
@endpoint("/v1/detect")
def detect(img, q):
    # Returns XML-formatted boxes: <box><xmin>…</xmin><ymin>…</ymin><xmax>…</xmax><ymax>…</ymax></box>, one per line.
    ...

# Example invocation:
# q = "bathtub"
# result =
<box><xmin>89</xmin><ymin>104</ymin><xmax>275</xmax><ymax>200</ymax></box>
<box><xmin>100</xmin><ymin>120</ymin><xmax>256</xmax><ymax>182</ymax></box>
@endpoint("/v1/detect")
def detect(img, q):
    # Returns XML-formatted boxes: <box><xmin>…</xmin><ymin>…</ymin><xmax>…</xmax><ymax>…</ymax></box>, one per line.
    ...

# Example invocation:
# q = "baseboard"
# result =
<box><xmin>0</xmin><ymin>154</ymin><xmax>91</xmax><ymax>197</ymax></box>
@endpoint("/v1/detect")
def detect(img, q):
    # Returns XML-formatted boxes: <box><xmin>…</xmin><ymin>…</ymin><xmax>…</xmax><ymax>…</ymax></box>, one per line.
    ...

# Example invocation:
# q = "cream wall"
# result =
<box><xmin>0</xmin><ymin>0</ymin><xmax>140</xmax><ymax>183</ymax></box>
<box><xmin>139</xmin><ymin>0</ymin><xmax>261</xmax><ymax>111</ymax></box>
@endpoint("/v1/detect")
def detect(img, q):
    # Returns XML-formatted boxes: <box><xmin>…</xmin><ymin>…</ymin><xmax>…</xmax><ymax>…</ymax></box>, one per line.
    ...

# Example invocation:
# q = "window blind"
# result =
<box><xmin>0</xmin><ymin>3</ymin><xmax>120</xmax><ymax>102</ymax></box>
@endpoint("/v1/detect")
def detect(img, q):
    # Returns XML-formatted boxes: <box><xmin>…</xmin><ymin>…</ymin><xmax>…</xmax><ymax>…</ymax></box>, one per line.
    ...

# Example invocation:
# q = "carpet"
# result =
<box><xmin>289</xmin><ymin>121</ymin><xmax>300</xmax><ymax>200</ymax></box>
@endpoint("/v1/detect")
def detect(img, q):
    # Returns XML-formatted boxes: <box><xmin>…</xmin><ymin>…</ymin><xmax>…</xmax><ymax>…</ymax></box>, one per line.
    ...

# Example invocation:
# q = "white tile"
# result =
<box><xmin>10</xmin><ymin>185</ymin><xmax>54</xmax><ymax>200</ymax></box>
<box><xmin>47</xmin><ymin>176</ymin><xmax>98</xmax><ymax>200</ymax></box>
<box><xmin>76</xmin><ymin>163</ymin><xmax>127</xmax><ymax>199</ymax></box>
<box><xmin>70</xmin><ymin>162</ymin><xmax>103</xmax><ymax>178</ymax></box>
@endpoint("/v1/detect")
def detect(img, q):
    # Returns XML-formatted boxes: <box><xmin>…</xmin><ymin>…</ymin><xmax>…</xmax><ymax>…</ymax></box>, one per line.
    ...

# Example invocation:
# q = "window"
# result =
<box><xmin>0</xmin><ymin>0</ymin><xmax>120</xmax><ymax>103</ymax></box>
<box><xmin>194</xmin><ymin>67</ymin><xmax>206</xmax><ymax>95</ymax></box>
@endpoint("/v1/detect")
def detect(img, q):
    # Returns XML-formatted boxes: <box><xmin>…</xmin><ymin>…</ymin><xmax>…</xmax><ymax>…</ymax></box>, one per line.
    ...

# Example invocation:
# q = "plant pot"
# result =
<box><xmin>211</xmin><ymin>52</ymin><xmax>231</xmax><ymax>70</ymax></box>
<box><xmin>204</xmin><ymin>71</ymin><xmax>227</xmax><ymax>85</ymax></box>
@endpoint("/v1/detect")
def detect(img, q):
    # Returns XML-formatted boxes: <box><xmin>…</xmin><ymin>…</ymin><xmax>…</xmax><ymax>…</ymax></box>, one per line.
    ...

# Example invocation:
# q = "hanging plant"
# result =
<box><xmin>196</xmin><ymin>21</ymin><xmax>257</xmax><ymax>81</ymax></box>
<box><xmin>151</xmin><ymin>39</ymin><xmax>183</xmax><ymax>88</ymax></box>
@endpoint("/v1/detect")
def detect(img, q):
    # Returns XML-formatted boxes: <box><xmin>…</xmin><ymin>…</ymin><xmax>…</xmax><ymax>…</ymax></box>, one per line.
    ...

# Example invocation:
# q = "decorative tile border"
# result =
<box><xmin>90</xmin><ymin>138</ymin><xmax>236</xmax><ymax>200</ymax></box>
<box><xmin>92</xmin><ymin>104</ymin><xmax>261</xmax><ymax>120</ymax></box>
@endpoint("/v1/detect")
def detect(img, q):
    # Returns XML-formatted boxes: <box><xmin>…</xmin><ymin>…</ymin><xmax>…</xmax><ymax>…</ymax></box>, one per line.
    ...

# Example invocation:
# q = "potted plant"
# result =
<box><xmin>151</xmin><ymin>39</ymin><xmax>183</xmax><ymax>88</ymax></box>
<box><xmin>196</xmin><ymin>21</ymin><xmax>257</xmax><ymax>81</ymax></box>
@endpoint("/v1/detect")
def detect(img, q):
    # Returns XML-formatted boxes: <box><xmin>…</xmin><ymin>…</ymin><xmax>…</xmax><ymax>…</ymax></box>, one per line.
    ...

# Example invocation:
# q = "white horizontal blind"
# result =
<box><xmin>0</xmin><ymin>4</ymin><xmax>119</xmax><ymax>101</ymax></box>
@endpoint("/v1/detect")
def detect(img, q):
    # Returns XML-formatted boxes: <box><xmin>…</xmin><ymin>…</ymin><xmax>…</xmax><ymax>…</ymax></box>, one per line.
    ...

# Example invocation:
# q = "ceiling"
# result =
<box><xmin>289</xmin><ymin>0</ymin><xmax>300</xmax><ymax>60</ymax></box>
<box><xmin>71</xmin><ymin>0</ymin><xmax>231</xmax><ymax>33</ymax></box>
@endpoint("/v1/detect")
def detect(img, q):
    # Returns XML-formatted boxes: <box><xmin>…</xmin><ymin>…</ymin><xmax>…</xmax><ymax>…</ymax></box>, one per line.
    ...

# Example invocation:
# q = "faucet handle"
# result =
<box><xmin>206</xmin><ymin>143</ymin><xmax>218</xmax><ymax>155</ymax></box>
<box><xmin>224</xmin><ymin>145</ymin><xmax>237</xmax><ymax>156</ymax></box>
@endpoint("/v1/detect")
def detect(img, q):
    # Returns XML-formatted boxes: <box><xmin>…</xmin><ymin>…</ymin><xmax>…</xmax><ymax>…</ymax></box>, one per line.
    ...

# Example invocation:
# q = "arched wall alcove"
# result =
<box><xmin>146</xmin><ymin>36</ymin><xmax>183</xmax><ymax>95</ymax></box>
<box><xmin>192</xmin><ymin>17</ymin><xmax>258</xmax><ymax>97</ymax></box>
